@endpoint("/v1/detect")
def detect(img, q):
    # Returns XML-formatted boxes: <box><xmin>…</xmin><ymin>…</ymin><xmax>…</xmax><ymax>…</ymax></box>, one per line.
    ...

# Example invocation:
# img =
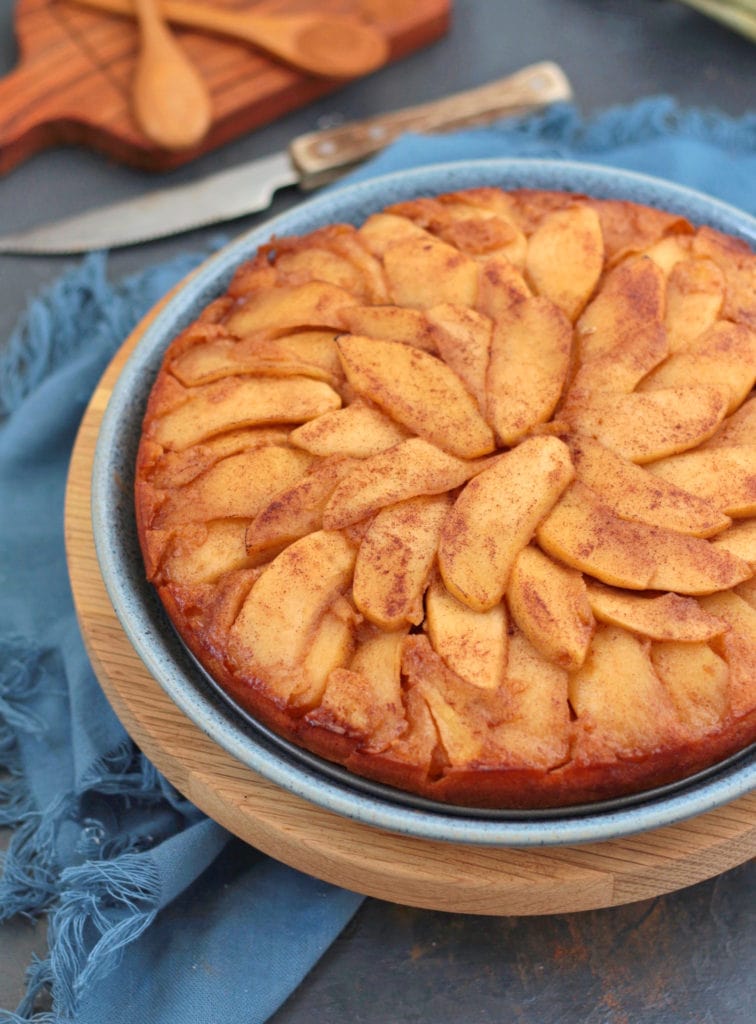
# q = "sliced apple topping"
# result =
<box><xmin>152</xmin><ymin>376</ymin><xmax>341</xmax><ymax>451</ymax></box>
<box><xmin>568</xmin><ymin>434</ymin><xmax>731</xmax><ymax>537</ymax></box>
<box><xmin>639</xmin><ymin>321</ymin><xmax>756</xmax><ymax>413</ymax></box>
<box><xmin>570</xmin><ymin>625</ymin><xmax>683</xmax><ymax>759</ymax></box>
<box><xmin>650</xmin><ymin>642</ymin><xmax>729</xmax><ymax>737</ymax></box>
<box><xmin>476</xmin><ymin>255</ymin><xmax>531</xmax><ymax>319</ymax></box>
<box><xmin>425</xmin><ymin>302</ymin><xmax>493</xmax><ymax>409</ymax></box>
<box><xmin>702</xmin><ymin>396</ymin><xmax>756</xmax><ymax>449</ymax></box>
<box><xmin>586</xmin><ymin>583</ymin><xmax>726</xmax><ymax>642</ymax></box>
<box><xmin>336</xmin><ymin>334</ymin><xmax>495</xmax><ymax>458</ymax></box>
<box><xmin>147</xmin><ymin>428</ymin><xmax>291</xmax><ymax>488</ymax></box>
<box><xmin>699</xmin><ymin>591</ymin><xmax>756</xmax><ymax>719</ymax></box>
<box><xmin>226</xmin><ymin>281</ymin><xmax>359</xmax><ymax>337</ymax></box>
<box><xmin>352</xmin><ymin>494</ymin><xmax>451</xmax><ymax>630</ymax></box>
<box><xmin>664</xmin><ymin>258</ymin><xmax>725</xmax><ymax>353</ymax></box>
<box><xmin>484</xmin><ymin>630</ymin><xmax>571</xmax><ymax>769</ymax></box>
<box><xmin>230</xmin><ymin>530</ymin><xmax>357</xmax><ymax>702</ymax></box>
<box><xmin>357</xmin><ymin>212</ymin><xmax>432</xmax><ymax>258</ymax></box>
<box><xmin>305</xmin><ymin>629</ymin><xmax>408</xmax><ymax>750</ymax></box>
<box><xmin>289</xmin><ymin>400</ymin><xmax>410</xmax><ymax>459</ymax></box>
<box><xmin>425</xmin><ymin>574</ymin><xmax>508</xmax><ymax>691</ymax></box>
<box><xmin>155</xmin><ymin>446</ymin><xmax>314</xmax><ymax>526</ymax></box>
<box><xmin>340</xmin><ymin>305</ymin><xmax>438</xmax><ymax>352</ymax></box>
<box><xmin>135</xmin><ymin>185</ymin><xmax>756</xmax><ymax>810</ymax></box>
<box><xmin>507</xmin><ymin>545</ymin><xmax>594</xmax><ymax>670</ymax></box>
<box><xmin>524</xmin><ymin>203</ymin><xmax>604</xmax><ymax>321</ymax></box>
<box><xmin>576</xmin><ymin>255</ymin><xmax>666</xmax><ymax>362</ymax></box>
<box><xmin>383</xmin><ymin>235</ymin><xmax>479</xmax><ymax>309</ymax></box>
<box><xmin>245</xmin><ymin>456</ymin><xmax>357</xmax><ymax>559</ymax></box>
<box><xmin>646</xmin><ymin>446</ymin><xmax>756</xmax><ymax>517</ymax></box>
<box><xmin>161</xmin><ymin>520</ymin><xmax>253</xmax><ymax>585</ymax></box>
<box><xmin>323</xmin><ymin>438</ymin><xmax>486</xmax><ymax>530</ymax></box>
<box><xmin>438</xmin><ymin>436</ymin><xmax>575</xmax><ymax>612</ymax></box>
<box><xmin>170</xmin><ymin>330</ymin><xmax>344</xmax><ymax>388</ymax></box>
<box><xmin>710</xmin><ymin>518</ymin><xmax>756</xmax><ymax>567</ymax></box>
<box><xmin>536</xmin><ymin>482</ymin><xmax>752</xmax><ymax>594</ymax></box>
<box><xmin>565</xmin><ymin>385</ymin><xmax>730</xmax><ymax>463</ymax></box>
<box><xmin>693</xmin><ymin>226</ymin><xmax>756</xmax><ymax>329</ymax></box>
<box><xmin>486</xmin><ymin>295</ymin><xmax>572</xmax><ymax>445</ymax></box>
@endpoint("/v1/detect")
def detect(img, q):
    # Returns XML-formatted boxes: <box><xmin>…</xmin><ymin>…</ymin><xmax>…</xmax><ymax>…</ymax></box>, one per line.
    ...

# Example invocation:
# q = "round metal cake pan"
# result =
<box><xmin>91</xmin><ymin>158</ymin><xmax>756</xmax><ymax>846</ymax></box>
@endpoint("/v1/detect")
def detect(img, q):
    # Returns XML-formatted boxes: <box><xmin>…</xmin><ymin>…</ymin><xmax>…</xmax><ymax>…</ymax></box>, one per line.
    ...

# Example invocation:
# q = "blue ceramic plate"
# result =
<box><xmin>92</xmin><ymin>159</ymin><xmax>756</xmax><ymax>846</ymax></box>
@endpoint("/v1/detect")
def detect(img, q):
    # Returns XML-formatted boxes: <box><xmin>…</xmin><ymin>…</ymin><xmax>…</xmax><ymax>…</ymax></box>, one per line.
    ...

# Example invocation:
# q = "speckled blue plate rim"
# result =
<box><xmin>91</xmin><ymin>158</ymin><xmax>756</xmax><ymax>848</ymax></box>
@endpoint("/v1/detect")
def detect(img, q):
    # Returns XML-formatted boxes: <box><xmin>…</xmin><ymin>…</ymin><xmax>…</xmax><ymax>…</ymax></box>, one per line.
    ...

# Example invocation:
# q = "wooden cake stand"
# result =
<box><xmin>64</xmin><ymin>293</ymin><xmax>756</xmax><ymax>917</ymax></box>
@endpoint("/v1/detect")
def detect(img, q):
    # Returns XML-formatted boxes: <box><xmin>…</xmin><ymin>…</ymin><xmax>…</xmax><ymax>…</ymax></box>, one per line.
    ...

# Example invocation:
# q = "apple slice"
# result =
<box><xmin>640</xmin><ymin>235</ymin><xmax>691</xmax><ymax>275</ymax></box>
<box><xmin>569</xmin><ymin>625</ymin><xmax>682</xmax><ymax>758</ymax></box>
<box><xmin>401</xmin><ymin>636</ymin><xmax>500</xmax><ymax>766</ymax></box>
<box><xmin>567</xmin><ymin>434</ymin><xmax>731</xmax><ymax>537</ymax></box>
<box><xmin>536</xmin><ymin>481</ymin><xmax>752</xmax><ymax>594</ymax></box>
<box><xmin>289</xmin><ymin>400</ymin><xmax>410</xmax><ymax>458</ymax></box>
<box><xmin>336</xmin><ymin>334</ymin><xmax>495</xmax><ymax>458</ymax></box>
<box><xmin>352</xmin><ymin>493</ymin><xmax>451</xmax><ymax>630</ymax></box>
<box><xmin>588</xmin><ymin>198</ymin><xmax>692</xmax><ymax>265</ymax></box>
<box><xmin>485</xmin><ymin>629</ymin><xmax>571</xmax><ymax>768</ymax></box>
<box><xmin>586</xmin><ymin>583</ymin><xmax>726</xmax><ymax>642</ymax></box>
<box><xmin>358</xmin><ymin>212</ymin><xmax>432</xmax><ymax>258</ymax></box>
<box><xmin>147</xmin><ymin>427</ymin><xmax>291</xmax><ymax>488</ymax></box>
<box><xmin>664</xmin><ymin>258</ymin><xmax>725</xmax><ymax>353</ymax></box>
<box><xmin>305</xmin><ymin>629</ymin><xmax>408</xmax><ymax>751</ymax></box>
<box><xmin>323</xmin><ymin>438</ymin><xmax>488</xmax><ymax>529</ymax></box>
<box><xmin>245</xmin><ymin>456</ymin><xmax>357</xmax><ymax>558</ymax></box>
<box><xmin>383</xmin><ymin>234</ymin><xmax>480</xmax><ymax>310</ymax></box>
<box><xmin>476</xmin><ymin>255</ymin><xmax>531</xmax><ymax>320</ymax></box>
<box><xmin>650</xmin><ymin>641</ymin><xmax>729</xmax><ymax>736</ymax></box>
<box><xmin>155</xmin><ymin>446</ymin><xmax>314</xmax><ymax>526</ymax></box>
<box><xmin>274</xmin><ymin>246</ymin><xmax>371</xmax><ymax>298</ymax></box>
<box><xmin>524</xmin><ymin>203</ymin><xmax>604</xmax><ymax>321</ymax></box>
<box><xmin>646</xmin><ymin>446</ymin><xmax>756</xmax><ymax>517</ymax></box>
<box><xmin>425</xmin><ymin>574</ymin><xmax>508</xmax><ymax>690</ymax></box>
<box><xmin>340</xmin><ymin>305</ymin><xmax>438</xmax><ymax>352</ymax></box>
<box><xmin>230</xmin><ymin>530</ymin><xmax>356</xmax><ymax>702</ymax></box>
<box><xmin>292</xmin><ymin>596</ymin><xmax>359</xmax><ymax>708</ymax></box>
<box><xmin>576</xmin><ymin>255</ymin><xmax>666</xmax><ymax>361</ymax></box>
<box><xmin>702</xmin><ymin>396</ymin><xmax>756</xmax><ymax>449</ymax></box>
<box><xmin>438</xmin><ymin>436</ymin><xmax>575</xmax><ymax>612</ymax></box>
<box><xmin>693</xmin><ymin>226</ymin><xmax>756</xmax><ymax>329</ymax></box>
<box><xmin>735</xmin><ymin>577</ymin><xmax>756</xmax><ymax>610</ymax></box>
<box><xmin>170</xmin><ymin>331</ymin><xmax>344</xmax><ymax>388</ymax></box>
<box><xmin>225</xmin><ymin>281</ymin><xmax>358</xmax><ymax>335</ymax></box>
<box><xmin>425</xmin><ymin>302</ymin><xmax>493</xmax><ymax>409</ymax></box>
<box><xmin>565</xmin><ymin>385</ymin><xmax>729</xmax><ymax>463</ymax></box>
<box><xmin>639</xmin><ymin>321</ymin><xmax>756</xmax><ymax>413</ymax></box>
<box><xmin>485</xmin><ymin>295</ymin><xmax>572</xmax><ymax>444</ymax></box>
<box><xmin>699</xmin><ymin>591</ymin><xmax>756</xmax><ymax>718</ymax></box>
<box><xmin>710</xmin><ymin>518</ymin><xmax>756</xmax><ymax>567</ymax></box>
<box><xmin>152</xmin><ymin>376</ymin><xmax>341</xmax><ymax>451</ymax></box>
<box><xmin>506</xmin><ymin>545</ymin><xmax>594</xmax><ymax>670</ymax></box>
<box><xmin>161</xmin><ymin>520</ymin><xmax>253</xmax><ymax>585</ymax></box>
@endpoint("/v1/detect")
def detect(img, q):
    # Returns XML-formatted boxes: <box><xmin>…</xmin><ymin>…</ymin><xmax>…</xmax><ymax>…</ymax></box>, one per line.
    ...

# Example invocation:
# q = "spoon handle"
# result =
<box><xmin>67</xmin><ymin>0</ymin><xmax>389</xmax><ymax>78</ymax></box>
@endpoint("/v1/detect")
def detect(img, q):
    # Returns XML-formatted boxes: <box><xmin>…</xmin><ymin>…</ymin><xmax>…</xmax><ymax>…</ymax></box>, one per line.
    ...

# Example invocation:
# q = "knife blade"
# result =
<box><xmin>0</xmin><ymin>63</ymin><xmax>571</xmax><ymax>255</ymax></box>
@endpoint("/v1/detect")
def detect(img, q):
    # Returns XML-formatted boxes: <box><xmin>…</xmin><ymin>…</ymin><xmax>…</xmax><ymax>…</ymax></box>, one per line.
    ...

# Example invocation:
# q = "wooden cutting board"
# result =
<box><xmin>0</xmin><ymin>0</ymin><xmax>450</xmax><ymax>174</ymax></box>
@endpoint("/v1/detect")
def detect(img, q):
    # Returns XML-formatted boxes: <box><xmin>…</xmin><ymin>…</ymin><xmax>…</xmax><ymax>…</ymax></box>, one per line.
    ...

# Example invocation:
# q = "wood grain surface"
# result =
<box><xmin>0</xmin><ymin>0</ymin><xmax>449</xmax><ymax>173</ymax></box>
<box><xmin>64</xmin><ymin>282</ymin><xmax>756</xmax><ymax>916</ymax></box>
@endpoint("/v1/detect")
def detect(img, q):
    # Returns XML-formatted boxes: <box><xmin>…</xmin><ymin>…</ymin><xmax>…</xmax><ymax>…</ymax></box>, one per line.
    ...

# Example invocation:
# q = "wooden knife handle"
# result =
<box><xmin>289</xmin><ymin>62</ymin><xmax>572</xmax><ymax>185</ymax></box>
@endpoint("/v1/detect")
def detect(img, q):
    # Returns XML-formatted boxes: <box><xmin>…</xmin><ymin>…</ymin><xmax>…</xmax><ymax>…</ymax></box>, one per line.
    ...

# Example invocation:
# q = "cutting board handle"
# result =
<box><xmin>0</xmin><ymin>61</ymin><xmax>71</xmax><ymax>174</ymax></box>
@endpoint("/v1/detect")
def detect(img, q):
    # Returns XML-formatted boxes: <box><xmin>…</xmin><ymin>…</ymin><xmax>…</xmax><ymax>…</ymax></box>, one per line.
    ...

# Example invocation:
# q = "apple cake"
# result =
<box><xmin>135</xmin><ymin>187</ymin><xmax>756</xmax><ymax>809</ymax></box>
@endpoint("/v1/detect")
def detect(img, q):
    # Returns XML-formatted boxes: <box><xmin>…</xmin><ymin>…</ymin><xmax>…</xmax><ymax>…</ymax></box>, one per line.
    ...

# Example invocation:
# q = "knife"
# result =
<box><xmin>0</xmin><ymin>63</ymin><xmax>571</xmax><ymax>255</ymax></box>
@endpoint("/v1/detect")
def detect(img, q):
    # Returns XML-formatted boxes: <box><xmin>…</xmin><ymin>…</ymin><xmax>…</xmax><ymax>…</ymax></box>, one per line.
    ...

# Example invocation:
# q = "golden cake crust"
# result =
<box><xmin>135</xmin><ymin>188</ymin><xmax>756</xmax><ymax>809</ymax></box>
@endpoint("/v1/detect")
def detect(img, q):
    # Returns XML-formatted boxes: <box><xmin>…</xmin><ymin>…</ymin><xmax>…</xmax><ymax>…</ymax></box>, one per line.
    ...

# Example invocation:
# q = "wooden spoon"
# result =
<box><xmin>69</xmin><ymin>0</ymin><xmax>391</xmax><ymax>79</ymax></box>
<box><xmin>132</xmin><ymin>0</ymin><xmax>212</xmax><ymax>149</ymax></box>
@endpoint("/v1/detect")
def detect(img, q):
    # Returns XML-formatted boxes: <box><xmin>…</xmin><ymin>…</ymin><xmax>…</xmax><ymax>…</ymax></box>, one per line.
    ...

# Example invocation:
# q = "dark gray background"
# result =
<box><xmin>1</xmin><ymin>0</ymin><xmax>755</xmax><ymax>1019</ymax></box>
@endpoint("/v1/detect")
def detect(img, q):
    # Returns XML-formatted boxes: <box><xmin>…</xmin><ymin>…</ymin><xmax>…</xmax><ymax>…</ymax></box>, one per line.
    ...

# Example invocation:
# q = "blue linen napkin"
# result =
<box><xmin>1</xmin><ymin>97</ymin><xmax>755</xmax><ymax>1023</ymax></box>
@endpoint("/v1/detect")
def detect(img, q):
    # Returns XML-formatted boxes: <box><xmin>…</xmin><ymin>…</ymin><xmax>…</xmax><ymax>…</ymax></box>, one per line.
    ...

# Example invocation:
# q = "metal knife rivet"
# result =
<box><xmin>317</xmin><ymin>140</ymin><xmax>338</xmax><ymax>155</ymax></box>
